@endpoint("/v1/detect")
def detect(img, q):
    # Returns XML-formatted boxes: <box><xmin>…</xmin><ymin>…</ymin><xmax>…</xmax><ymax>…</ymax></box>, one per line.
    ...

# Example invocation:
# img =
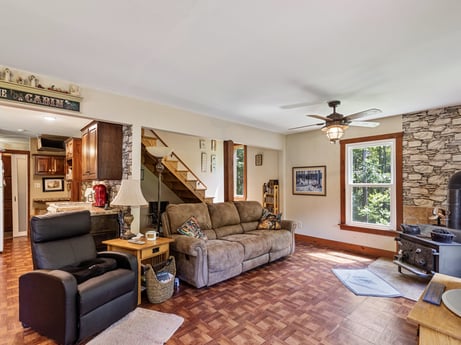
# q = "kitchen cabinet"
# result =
<box><xmin>81</xmin><ymin>121</ymin><xmax>123</xmax><ymax>181</ymax></box>
<box><xmin>34</xmin><ymin>155</ymin><xmax>65</xmax><ymax>175</ymax></box>
<box><xmin>65</xmin><ymin>137</ymin><xmax>82</xmax><ymax>201</ymax></box>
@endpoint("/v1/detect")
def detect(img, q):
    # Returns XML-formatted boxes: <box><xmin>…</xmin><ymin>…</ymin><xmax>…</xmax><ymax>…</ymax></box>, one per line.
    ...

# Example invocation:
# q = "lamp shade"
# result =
<box><xmin>323</xmin><ymin>125</ymin><xmax>347</xmax><ymax>143</ymax></box>
<box><xmin>111</xmin><ymin>179</ymin><xmax>148</xmax><ymax>207</ymax></box>
<box><xmin>146</xmin><ymin>146</ymin><xmax>173</xmax><ymax>158</ymax></box>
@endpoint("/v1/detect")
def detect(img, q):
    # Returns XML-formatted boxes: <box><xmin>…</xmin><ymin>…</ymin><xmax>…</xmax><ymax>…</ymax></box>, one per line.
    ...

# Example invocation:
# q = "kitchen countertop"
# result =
<box><xmin>46</xmin><ymin>201</ymin><xmax>120</xmax><ymax>216</ymax></box>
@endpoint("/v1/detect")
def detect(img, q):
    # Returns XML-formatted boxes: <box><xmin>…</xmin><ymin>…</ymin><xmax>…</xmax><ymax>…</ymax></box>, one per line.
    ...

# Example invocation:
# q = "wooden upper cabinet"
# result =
<box><xmin>34</xmin><ymin>155</ymin><xmax>65</xmax><ymax>175</ymax></box>
<box><xmin>65</xmin><ymin>137</ymin><xmax>82</xmax><ymax>201</ymax></box>
<box><xmin>81</xmin><ymin>121</ymin><xmax>123</xmax><ymax>181</ymax></box>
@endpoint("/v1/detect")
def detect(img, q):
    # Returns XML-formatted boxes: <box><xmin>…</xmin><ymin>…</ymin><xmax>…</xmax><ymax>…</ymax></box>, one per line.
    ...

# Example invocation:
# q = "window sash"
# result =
<box><xmin>345</xmin><ymin>139</ymin><xmax>396</xmax><ymax>231</ymax></box>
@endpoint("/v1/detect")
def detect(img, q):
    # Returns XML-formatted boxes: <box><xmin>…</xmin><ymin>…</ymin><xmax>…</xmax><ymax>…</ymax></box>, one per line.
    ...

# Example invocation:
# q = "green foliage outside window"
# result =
<box><xmin>351</xmin><ymin>144</ymin><xmax>392</xmax><ymax>226</ymax></box>
<box><xmin>235</xmin><ymin>146</ymin><xmax>245</xmax><ymax>196</ymax></box>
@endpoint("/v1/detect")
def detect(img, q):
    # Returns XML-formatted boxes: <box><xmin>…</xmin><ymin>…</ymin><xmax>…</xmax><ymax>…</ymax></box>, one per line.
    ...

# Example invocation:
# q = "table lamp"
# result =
<box><xmin>111</xmin><ymin>179</ymin><xmax>148</xmax><ymax>239</ymax></box>
<box><xmin>146</xmin><ymin>146</ymin><xmax>173</xmax><ymax>235</ymax></box>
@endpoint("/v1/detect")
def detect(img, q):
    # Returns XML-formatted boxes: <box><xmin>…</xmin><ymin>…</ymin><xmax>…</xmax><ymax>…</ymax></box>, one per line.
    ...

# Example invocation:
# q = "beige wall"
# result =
<box><xmin>284</xmin><ymin>115</ymin><xmax>403</xmax><ymax>252</ymax></box>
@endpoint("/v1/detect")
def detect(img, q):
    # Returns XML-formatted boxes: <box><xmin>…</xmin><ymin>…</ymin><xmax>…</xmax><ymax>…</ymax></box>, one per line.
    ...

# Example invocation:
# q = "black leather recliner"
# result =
<box><xmin>19</xmin><ymin>210</ymin><xmax>137</xmax><ymax>345</ymax></box>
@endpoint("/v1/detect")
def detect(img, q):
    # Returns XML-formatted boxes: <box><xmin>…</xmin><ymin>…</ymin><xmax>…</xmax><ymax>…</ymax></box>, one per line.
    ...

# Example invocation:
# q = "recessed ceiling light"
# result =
<box><xmin>17</xmin><ymin>128</ymin><xmax>25</xmax><ymax>132</ymax></box>
<box><xmin>43</xmin><ymin>116</ymin><xmax>56</xmax><ymax>121</ymax></box>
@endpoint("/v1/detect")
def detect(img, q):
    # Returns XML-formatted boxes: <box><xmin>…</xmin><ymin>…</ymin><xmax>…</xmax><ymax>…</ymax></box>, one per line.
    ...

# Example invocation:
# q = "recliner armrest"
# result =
<box><xmin>281</xmin><ymin>219</ymin><xmax>297</xmax><ymax>233</ymax></box>
<box><xmin>98</xmin><ymin>251</ymin><xmax>137</xmax><ymax>273</ymax></box>
<box><xmin>170</xmin><ymin>234</ymin><xmax>207</xmax><ymax>257</ymax></box>
<box><xmin>19</xmin><ymin>270</ymin><xmax>78</xmax><ymax>345</ymax></box>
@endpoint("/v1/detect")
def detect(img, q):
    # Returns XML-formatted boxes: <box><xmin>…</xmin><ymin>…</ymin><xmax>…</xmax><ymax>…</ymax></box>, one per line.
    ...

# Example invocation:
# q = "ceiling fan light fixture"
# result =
<box><xmin>323</xmin><ymin>125</ymin><xmax>347</xmax><ymax>143</ymax></box>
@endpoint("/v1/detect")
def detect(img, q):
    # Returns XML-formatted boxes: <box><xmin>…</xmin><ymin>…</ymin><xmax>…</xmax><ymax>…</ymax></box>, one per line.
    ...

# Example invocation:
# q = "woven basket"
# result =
<box><xmin>145</xmin><ymin>256</ymin><xmax>176</xmax><ymax>304</ymax></box>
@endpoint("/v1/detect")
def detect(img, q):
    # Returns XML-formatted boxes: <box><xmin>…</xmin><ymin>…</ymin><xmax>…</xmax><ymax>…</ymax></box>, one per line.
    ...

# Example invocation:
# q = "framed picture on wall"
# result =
<box><xmin>292</xmin><ymin>166</ymin><xmax>326</xmax><ymax>196</ymax></box>
<box><xmin>201</xmin><ymin>152</ymin><xmax>207</xmax><ymax>172</ymax></box>
<box><xmin>199</xmin><ymin>139</ymin><xmax>206</xmax><ymax>150</ymax></box>
<box><xmin>43</xmin><ymin>177</ymin><xmax>65</xmax><ymax>192</ymax></box>
<box><xmin>210</xmin><ymin>154</ymin><xmax>216</xmax><ymax>172</ymax></box>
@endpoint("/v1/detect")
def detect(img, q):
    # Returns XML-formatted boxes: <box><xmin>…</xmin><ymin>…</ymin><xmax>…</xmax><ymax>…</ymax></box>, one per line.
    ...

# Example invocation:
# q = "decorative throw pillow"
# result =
<box><xmin>257</xmin><ymin>209</ymin><xmax>282</xmax><ymax>230</ymax></box>
<box><xmin>177</xmin><ymin>216</ymin><xmax>208</xmax><ymax>240</ymax></box>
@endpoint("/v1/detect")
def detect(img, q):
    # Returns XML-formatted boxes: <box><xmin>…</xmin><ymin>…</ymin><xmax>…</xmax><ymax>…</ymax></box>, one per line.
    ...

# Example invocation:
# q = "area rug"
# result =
<box><xmin>332</xmin><ymin>268</ymin><xmax>401</xmax><ymax>297</ymax></box>
<box><xmin>86</xmin><ymin>308</ymin><xmax>184</xmax><ymax>345</ymax></box>
<box><xmin>368</xmin><ymin>257</ymin><xmax>429</xmax><ymax>301</ymax></box>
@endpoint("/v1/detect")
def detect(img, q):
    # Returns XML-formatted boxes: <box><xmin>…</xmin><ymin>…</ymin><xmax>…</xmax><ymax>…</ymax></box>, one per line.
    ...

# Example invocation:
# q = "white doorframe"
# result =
<box><xmin>12</xmin><ymin>154</ymin><xmax>28</xmax><ymax>237</ymax></box>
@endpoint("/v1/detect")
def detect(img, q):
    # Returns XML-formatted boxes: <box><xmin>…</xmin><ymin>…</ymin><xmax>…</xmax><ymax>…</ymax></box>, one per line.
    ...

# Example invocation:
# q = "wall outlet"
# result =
<box><xmin>297</xmin><ymin>221</ymin><xmax>303</xmax><ymax>229</ymax></box>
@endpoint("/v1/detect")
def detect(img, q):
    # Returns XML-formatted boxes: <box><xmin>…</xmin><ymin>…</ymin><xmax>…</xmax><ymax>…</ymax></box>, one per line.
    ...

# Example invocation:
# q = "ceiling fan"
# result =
<box><xmin>289</xmin><ymin>100</ymin><xmax>382</xmax><ymax>143</ymax></box>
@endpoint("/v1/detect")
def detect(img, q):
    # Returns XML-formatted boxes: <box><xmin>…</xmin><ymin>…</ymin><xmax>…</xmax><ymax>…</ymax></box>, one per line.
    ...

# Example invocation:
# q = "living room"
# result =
<box><xmin>1</xmin><ymin>1</ymin><xmax>461</xmax><ymax>344</ymax></box>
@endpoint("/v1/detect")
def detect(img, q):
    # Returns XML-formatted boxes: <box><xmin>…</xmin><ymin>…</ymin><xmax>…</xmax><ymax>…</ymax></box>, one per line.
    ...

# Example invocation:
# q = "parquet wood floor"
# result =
<box><xmin>1</xmin><ymin>237</ymin><xmax>418</xmax><ymax>345</ymax></box>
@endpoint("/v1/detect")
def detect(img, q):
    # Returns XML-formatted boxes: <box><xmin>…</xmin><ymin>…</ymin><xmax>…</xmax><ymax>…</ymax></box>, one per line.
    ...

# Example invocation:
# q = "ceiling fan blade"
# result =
<box><xmin>288</xmin><ymin>123</ymin><xmax>324</xmax><ymax>130</ymax></box>
<box><xmin>280</xmin><ymin>101</ymin><xmax>320</xmax><ymax>110</ymax></box>
<box><xmin>349</xmin><ymin>121</ymin><xmax>380</xmax><ymax>128</ymax></box>
<box><xmin>307</xmin><ymin>114</ymin><xmax>332</xmax><ymax>121</ymax></box>
<box><xmin>346</xmin><ymin>108</ymin><xmax>382</xmax><ymax>120</ymax></box>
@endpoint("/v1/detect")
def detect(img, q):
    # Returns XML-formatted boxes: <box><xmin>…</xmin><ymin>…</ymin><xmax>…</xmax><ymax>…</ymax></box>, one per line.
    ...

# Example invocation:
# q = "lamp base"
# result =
<box><xmin>121</xmin><ymin>231</ymin><xmax>136</xmax><ymax>240</ymax></box>
<box><xmin>121</xmin><ymin>209</ymin><xmax>136</xmax><ymax>239</ymax></box>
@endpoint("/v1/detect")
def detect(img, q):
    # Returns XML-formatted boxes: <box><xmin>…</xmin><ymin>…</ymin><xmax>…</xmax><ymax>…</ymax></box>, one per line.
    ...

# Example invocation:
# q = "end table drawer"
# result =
<box><xmin>141</xmin><ymin>243</ymin><xmax>169</xmax><ymax>260</ymax></box>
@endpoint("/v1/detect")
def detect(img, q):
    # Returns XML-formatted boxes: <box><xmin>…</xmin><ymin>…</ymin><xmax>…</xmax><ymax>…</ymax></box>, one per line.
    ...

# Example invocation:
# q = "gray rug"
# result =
<box><xmin>368</xmin><ymin>257</ymin><xmax>429</xmax><ymax>301</ymax></box>
<box><xmin>87</xmin><ymin>308</ymin><xmax>184</xmax><ymax>345</ymax></box>
<box><xmin>333</xmin><ymin>258</ymin><xmax>429</xmax><ymax>301</ymax></box>
<box><xmin>332</xmin><ymin>268</ymin><xmax>401</xmax><ymax>297</ymax></box>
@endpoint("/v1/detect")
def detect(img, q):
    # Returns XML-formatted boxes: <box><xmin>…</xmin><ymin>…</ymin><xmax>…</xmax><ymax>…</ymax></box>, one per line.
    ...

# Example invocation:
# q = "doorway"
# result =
<box><xmin>1</xmin><ymin>152</ymin><xmax>28</xmax><ymax>241</ymax></box>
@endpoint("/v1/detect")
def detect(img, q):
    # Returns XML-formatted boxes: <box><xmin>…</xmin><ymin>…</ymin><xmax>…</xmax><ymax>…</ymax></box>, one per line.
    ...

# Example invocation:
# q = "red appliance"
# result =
<box><xmin>93</xmin><ymin>184</ymin><xmax>107</xmax><ymax>207</ymax></box>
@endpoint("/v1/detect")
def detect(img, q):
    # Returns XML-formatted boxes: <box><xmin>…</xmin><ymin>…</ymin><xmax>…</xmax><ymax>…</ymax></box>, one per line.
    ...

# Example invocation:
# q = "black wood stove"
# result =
<box><xmin>394</xmin><ymin>225</ymin><xmax>461</xmax><ymax>278</ymax></box>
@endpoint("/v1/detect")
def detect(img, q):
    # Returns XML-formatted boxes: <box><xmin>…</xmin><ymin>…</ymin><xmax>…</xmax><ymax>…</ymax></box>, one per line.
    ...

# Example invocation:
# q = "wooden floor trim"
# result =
<box><xmin>295</xmin><ymin>233</ymin><xmax>396</xmax><ymax>259</ymax></box>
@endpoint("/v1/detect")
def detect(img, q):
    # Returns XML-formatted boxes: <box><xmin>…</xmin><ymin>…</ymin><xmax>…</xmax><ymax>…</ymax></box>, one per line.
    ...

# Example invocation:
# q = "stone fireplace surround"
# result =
<box><xmin>402</xmin><ymin>105</ymin><xmax>461</xmax><ymax>225</ymax></box>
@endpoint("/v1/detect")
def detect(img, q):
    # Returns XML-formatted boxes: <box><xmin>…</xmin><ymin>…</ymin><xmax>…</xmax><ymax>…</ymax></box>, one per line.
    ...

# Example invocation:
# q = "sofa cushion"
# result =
<box><xmin>234</xmin><ymin>201</ymin><xmax>264</xmax><ymax>222</ymax></box>
<box><xmin>247</xmin><ymin>229</ymin><xmax>292</xmax><ymax>252</ymax></box>
<box><xmin>166</xmin><ymin>203</ymin><xmax>212</xmax><ymax>234</ymax></box>
<box><xmin>223</xmin><ymin>234</ymin><xmax>272</xmax><ymax>260</ymax></box>
<box><xmin>177</xmin><ymin>216</ymin><xmax>208</xmax><ymax>240</ymax></box>
<box><xmin>257</xmin><ymin>209</ymin><xmax>282</xmax><ymax>230</ymax></box>
<box><xmin>208</xmin><ymin>202</ymin><xmax>241</xmax><ymax>228</ymax></box>
<box><xmin>206</xmin><ymin>240</ymin><xmax>244</xmax><ymax>272</ymax></box>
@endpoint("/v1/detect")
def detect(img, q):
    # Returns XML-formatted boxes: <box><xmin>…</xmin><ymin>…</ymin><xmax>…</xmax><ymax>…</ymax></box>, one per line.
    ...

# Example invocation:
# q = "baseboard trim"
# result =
<box><xmin>295</xmin><ymin>233</ymin><xmax>395</xmax><ymax>259</ymax></box>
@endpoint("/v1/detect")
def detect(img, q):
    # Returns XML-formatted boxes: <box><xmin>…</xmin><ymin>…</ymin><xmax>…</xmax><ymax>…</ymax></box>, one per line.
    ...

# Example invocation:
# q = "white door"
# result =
<box><xmin>12</xmin><ymin>154</ymin><xmax>28</xmax><ymax>237</ymax></box>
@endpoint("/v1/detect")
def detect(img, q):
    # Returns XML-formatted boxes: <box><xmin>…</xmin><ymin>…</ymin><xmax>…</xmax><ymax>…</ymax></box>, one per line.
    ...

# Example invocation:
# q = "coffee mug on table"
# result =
<box><xmin>145</xmin><ymin>230</ymin><xmax>158</xmax><ymax>241</ymax></box>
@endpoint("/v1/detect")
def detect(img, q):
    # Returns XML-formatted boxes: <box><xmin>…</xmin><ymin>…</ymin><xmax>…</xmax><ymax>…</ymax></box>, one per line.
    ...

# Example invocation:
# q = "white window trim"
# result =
<box><xmin>345</xmin><ymin>138</ymin><xmax>396</xmax><ymax>231</ymax></box>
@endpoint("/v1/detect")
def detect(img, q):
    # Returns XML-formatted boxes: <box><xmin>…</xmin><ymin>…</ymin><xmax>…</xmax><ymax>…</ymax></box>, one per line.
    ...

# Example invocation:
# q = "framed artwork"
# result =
<box><xmin>255</xmin><ymin>153</ymin><xmax>263</xmax><ymax>166</ymax></box>
<box><xmin>42</xmin><ymin>177</ymin><xmax>64</xmax><ymax>192</ymax></box>
<box><xmin>199</xmin><ymin>139</ymin><xmax>206</xmax><ymax>150</ymax></box>
<box><xmin>211</xmin><ymin>139</ymin><xmax>216</xmax><ymax>151</ymax></box>
<box><xmin>292</xmin><ymin>166</ymin><xmax>326</xmax><ymax>196</ymax></box>
<box><xmin>201</xmin><ymin>152</ymin><xmax>207</xmax><ymax>172</ymax></box>
<box><xmin>210</xmin><ymin>154</ymin><xmax>216</xmax><ymax>172</ymax></box>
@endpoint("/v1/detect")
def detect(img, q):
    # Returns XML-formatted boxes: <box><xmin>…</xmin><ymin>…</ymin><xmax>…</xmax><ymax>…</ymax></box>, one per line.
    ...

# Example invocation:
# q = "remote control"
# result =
<box><xmin>422</xmin><ymin>281</ymin><xmax>446</xmax><ymax>305</ymax></box>
<box><xmin>128</xmin><ymin>239</ymin><xmax>145</xmax><ymax>245</ymax></box>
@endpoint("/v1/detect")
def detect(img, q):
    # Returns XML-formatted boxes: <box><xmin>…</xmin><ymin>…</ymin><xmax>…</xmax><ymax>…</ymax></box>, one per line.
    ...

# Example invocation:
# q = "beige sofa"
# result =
<box><xmin>161</xmin><ymin>201</ymin><xmax>296</xmax><ymax>288</ymax></box>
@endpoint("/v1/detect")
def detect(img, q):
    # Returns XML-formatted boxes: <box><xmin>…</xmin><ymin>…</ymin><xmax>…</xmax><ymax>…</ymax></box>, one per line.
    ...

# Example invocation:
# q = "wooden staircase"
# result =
<box><xmin>142</xmin><ymin>129</ymin><xmax>214</xmax><ymax>204</ymax></box>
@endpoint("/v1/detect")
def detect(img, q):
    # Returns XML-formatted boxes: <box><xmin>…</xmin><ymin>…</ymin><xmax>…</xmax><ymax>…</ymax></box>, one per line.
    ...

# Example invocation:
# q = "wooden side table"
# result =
<box><xmin>103</xmin><ymin>237</ymin><xmax>174</xmax><ymax>304</ymax></box>
<box><xmin>408</xmin><ymin>273</ymin><xmax>461</xmax><ymax>345</ymax></box>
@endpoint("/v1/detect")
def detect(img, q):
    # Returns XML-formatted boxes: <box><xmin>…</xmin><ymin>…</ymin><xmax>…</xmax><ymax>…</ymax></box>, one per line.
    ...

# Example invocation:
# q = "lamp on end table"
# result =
<box><xmin>111</xmin><ymin>179</ymin><xmax>148</xmax><ymax>239</ymax></box>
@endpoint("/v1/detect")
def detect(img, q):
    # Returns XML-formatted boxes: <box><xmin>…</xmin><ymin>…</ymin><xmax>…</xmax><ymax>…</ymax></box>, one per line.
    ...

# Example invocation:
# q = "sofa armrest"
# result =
<box><xmin>170</xmin><ymin>234</ymin><xmax>207</xmax><ymax>257</ymax></box>
<box><xmin>19</xmin><ymin>270</ymin><xmax>78</xmax><ymax>345</ymax></box>
<box><xmin>281</xmin><ymin>219</ymin><xmax>297</xmax><ymax>233</ymax></box>
<box><xmin>98</xmin><ymin>251</ymin><xmax>137</xmax><ymax>273</ymax></box>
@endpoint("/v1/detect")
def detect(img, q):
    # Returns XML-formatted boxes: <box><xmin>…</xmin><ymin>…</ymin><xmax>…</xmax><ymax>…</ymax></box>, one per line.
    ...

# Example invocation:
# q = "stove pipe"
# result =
<box><xmin>447</xmin><ymin>171</ymin><xmax>461</xmax><ymax>230</ymax></box>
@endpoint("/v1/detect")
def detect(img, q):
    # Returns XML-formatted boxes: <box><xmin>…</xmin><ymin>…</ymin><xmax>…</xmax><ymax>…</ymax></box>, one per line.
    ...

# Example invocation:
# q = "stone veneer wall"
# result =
<box><xmin>402</xmin><ymin>105</ymin><xmax>461</xmax><ymax>224</ymax></box>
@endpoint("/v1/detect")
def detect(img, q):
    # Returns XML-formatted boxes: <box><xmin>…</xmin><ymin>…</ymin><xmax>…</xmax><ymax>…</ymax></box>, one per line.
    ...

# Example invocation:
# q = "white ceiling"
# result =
<box><xmin>1</xmin><ymin>0</ymin><xmax>461</xmax><ymax>139</ymax></box>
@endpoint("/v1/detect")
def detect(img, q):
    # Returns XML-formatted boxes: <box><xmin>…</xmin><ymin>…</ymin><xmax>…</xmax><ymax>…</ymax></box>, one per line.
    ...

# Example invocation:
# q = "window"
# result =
<box><xmin>233</xmin><ymin>144</ymin><xmax>247</xmax><ymax>200</ymax></box>
<box><xmin>340</xmin><ymin>133</ymin><xmax>403</xmax><ymax>236</ymax></box>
